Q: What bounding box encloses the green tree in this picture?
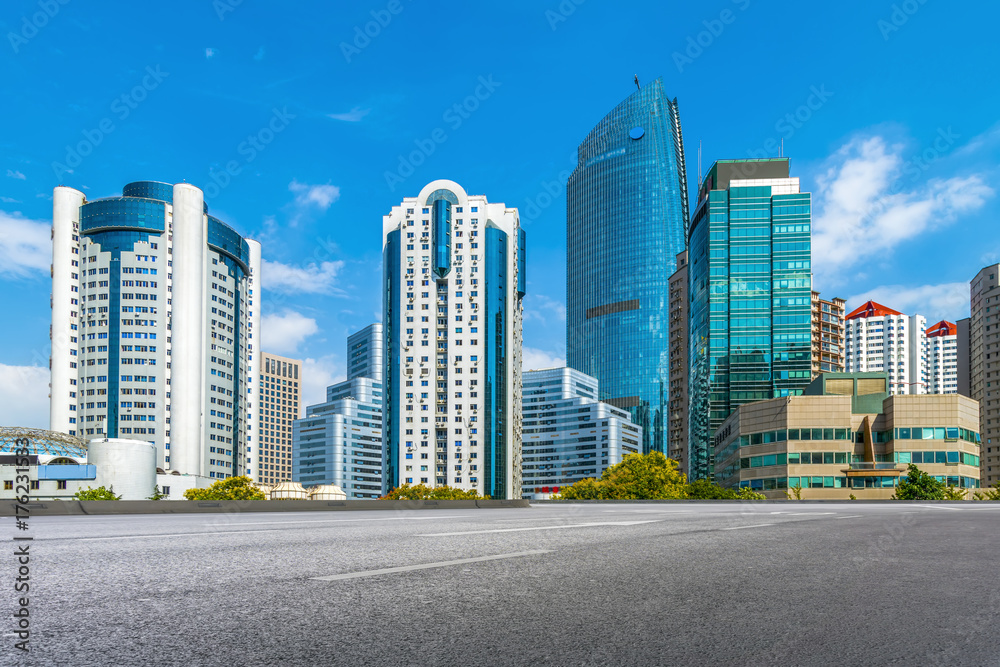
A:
[734,486,767,500]
[183,476,266,501]
[381,483,484,500]
[973,487,1000,501]
[893,464,946,500]
[943,486,968,501]
[73,485,121,501]
[786,483,803,500]
[148,485,168,501]
[555,452,687,500]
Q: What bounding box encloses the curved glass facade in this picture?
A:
[207,216,251,273]
[565,77,688,455]
[122,181,209,213]
[81,198,166,234]
[382,229,401,493]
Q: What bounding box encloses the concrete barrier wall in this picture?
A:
[0,498,529,516]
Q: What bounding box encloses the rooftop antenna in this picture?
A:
[697,140,703,190]
[633,74,640,92]
[780,138,784,157]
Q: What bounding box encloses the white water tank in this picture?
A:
[87,438,156,500]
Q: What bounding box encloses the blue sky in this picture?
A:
[2,0,999,427]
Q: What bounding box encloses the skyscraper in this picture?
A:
[688,158,812,481]
[254,353,301,485]
[967,266,998,486]
[382,180,526,499]
[293,325,383,498]
[347,323,383,383]
[566,77,688,456]
[667,250,689,469]
[50,181,261,480]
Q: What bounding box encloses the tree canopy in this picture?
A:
[893,464,946,500]
[382,483,485,500]
[554,452,765,500]
[183,476,266,501]
[73,485,121,501]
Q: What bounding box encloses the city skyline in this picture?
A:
[3,1,1000,431]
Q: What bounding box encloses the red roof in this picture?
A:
[845,300,903,320]
[926,320,957,338]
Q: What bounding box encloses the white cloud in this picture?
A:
[6,169,26,180]
[288,180,340,210]
[301,355,346,408]
[845,282,970,323]
[523,293,566,323]
[812,135,994,285]
[261,258,344,295]
[253,46,265,61]
[0,211,51,278]
[0,364,49,428]
[0,197,19,203]
[522,347,565,372]
[205,47,217,59]
[260,310,319,355]
[327,106,370,122]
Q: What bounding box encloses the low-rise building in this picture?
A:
[714,373,981,499]
[521,367,642,499]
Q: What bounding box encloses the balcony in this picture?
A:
[842,462,906,477]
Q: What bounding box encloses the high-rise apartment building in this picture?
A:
[811,291,846,376]
[968,266,1000,487]
[925,321,959,395]
[667,250,688,469]
[688,158,812,481]
[347,323,383,383]
[521,367,642,499]
[254,353,301,484]
[566,77,688,456]
[381,180,526,499]
[844,301,930,395]
[50,181,261,480]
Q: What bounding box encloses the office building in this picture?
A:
[811,291,846,376]
[844,301,927,394]
[293,324,383,498]
[667,250,688,469]
[521,367,642,499]
[254,353,301,485]
[50,181,261,480]
[714,373,981,499]
[293,376,383,499]
[565,77,688,456]
[347,323,383,383]
[687,158,812,481]
[382,180,526,499]
[968,266,1000,487]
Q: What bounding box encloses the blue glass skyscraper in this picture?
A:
[566,77,688,455]
[687,158,813,481]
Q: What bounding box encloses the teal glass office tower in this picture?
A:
[687,159,813,481]
[566,77,689,455]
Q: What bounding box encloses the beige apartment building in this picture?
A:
[255,352,302,485]
[811,291,846,377]
[667,250,688,472]
[715,373,981,499]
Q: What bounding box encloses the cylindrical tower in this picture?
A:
[87,438,157,500]
[245,238,262,479]
[50,186,86,435]
[169,183,207,474]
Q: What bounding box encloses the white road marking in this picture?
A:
[787,512,835,516]
[418,520,661,537]
[311,550,552,581]
[720,523,775,530]
[918,505,963,511]
[226,515,465,526]
[69,529,287,541]
[834,515,863,519]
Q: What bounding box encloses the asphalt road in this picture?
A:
[8,502,1000,666]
